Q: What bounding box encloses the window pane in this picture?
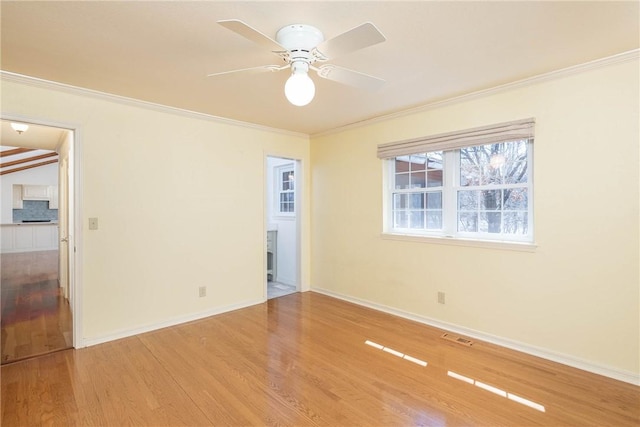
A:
[395,173,410,189]
[481,190,502,210]
[426,192,442,209]
[410,171,426,188]
[460,147,481,187]
[501,140,528,184]
[395,157,410,172]
[409,211,425,229]
[410,154,426,171]
[504,161,528,184]
[410,193,425,209]
[427,170,443,187]
[426,211,442,229]
[427,152,443,170]
[503,188,528,210]
[503,212,528,234]
[458,212,478,232]
[480,212,502,233]
[458,190,478,210]
[394,211,408,228]
[394,193,408,209]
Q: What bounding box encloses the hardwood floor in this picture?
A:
[1,250,72,364]
[2,292,638,426]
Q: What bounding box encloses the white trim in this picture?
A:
[0,71,307,139]
[82,298,263,348]
[311,288,640,386]
[312,49,640,138]
[381,232,537,253]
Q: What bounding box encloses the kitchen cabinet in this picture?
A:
[12,184,23,209]
[0,223,58,253]
[22,185,51,201]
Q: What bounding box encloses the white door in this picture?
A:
[59,157,69,299]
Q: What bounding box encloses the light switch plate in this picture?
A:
[88,217,98,230]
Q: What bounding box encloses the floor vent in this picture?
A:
[441,333,474,347]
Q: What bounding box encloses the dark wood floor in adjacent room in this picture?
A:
[2,291,638,426]
[1,250,72,364]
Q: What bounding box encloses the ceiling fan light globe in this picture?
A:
[285,72,315,106]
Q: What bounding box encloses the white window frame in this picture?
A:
[275,164,295,217]
[384,140,534,246]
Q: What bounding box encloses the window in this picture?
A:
[277,165,295,214]
[379,119,534,243]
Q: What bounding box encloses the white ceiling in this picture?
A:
[1,1,638,135]
[1,120,66,151]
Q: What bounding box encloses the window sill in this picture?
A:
[380,232,537,252]
[273,214,296,221]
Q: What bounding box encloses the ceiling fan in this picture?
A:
[208,20,387,106]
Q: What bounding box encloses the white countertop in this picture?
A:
[1,222,58,226]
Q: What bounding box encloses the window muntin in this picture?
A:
[388,140,532,242]
[277,167,295,214]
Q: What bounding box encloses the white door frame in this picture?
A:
[265,154,302,299]
[1,113,83,348]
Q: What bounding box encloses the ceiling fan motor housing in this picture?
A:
[276,24,324,63]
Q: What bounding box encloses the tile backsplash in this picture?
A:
[13,200,58,222]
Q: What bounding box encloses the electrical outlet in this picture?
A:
[198,286,206,298]
[438,291,446,304]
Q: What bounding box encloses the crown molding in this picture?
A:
[0,71,308,139]
[3,49,638,140]
[312,49,640,138]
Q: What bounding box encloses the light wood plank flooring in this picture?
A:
[2,292,638,426]
[1,250,72,364]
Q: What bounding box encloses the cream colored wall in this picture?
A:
[1,79,310,342]
[311,59,639,376]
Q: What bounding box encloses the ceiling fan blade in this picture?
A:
[314,64,385,91]
[218,19,286,54]
[207,65,287,78]
[314,22,386,60]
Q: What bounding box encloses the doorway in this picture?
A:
[0,119,76,363]
[266,156,300,299]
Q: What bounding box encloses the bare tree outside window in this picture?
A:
[458,140,528,235]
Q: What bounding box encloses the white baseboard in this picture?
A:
[80,297,264,348]
[312,287,640,386]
